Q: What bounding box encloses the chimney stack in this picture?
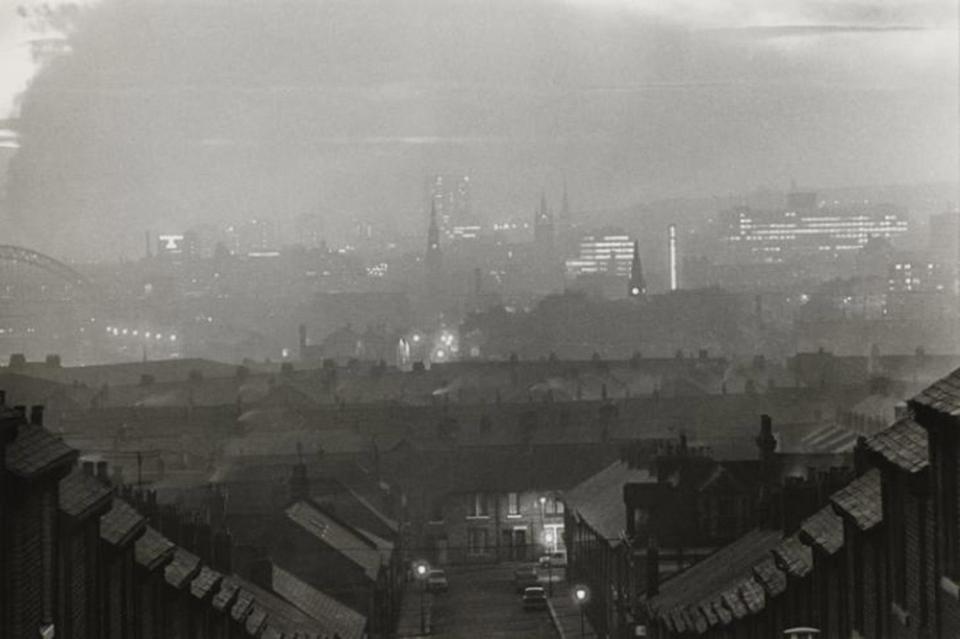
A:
[13,405,27,422]
[0,389,5,406]
[96,461,110,484]
[646,536,660,596]
[82,461,95,476]
[30,405,44,426]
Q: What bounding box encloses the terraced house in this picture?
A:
[0,394,372,638]
[633,366,960,638]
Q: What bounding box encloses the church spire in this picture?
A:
[629,240,646,298]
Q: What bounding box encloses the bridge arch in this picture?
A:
[0,244,93,290]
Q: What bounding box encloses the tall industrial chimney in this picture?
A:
[668,224,678,291]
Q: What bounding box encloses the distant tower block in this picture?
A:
[668,224,679,291]
[426,200,442,277]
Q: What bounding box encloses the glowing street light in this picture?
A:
[573,584,591,638]
[413,560,431,635]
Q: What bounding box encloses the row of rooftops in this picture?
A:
[2,397,367,639]
[640,380,940,635]
[643,467,882,635]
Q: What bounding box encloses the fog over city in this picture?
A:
[0,2,958,639]
[0,0,957,256]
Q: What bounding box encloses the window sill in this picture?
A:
[506,514,523,519]
[940,575,960,600]
[891,601,911,627]
[466,515,491,520]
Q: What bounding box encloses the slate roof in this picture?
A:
[772,535,813,578]
[271,563,366,639]
[100,498,146,546]
[646,528,784,634]
[190,565,222,600]
[799,505,844,555]
[240,571,336,637]
[134,526,175,571]
[58,468,112,518]
[864,417,928,473]
[285,501,382,580]
[564,461,656,542]
[911,366,960,416]
[164,547,201,590]
[830,469,883,531]
[5,425,76,478]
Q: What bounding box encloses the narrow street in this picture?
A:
[398,562,559,638]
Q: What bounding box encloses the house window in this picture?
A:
[507,492,520,516]
[467,528,489,554]
[542,495,564,515]
[471,492,490,517]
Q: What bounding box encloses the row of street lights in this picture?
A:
[411,556,591,638]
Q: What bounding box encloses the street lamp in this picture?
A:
[573,584,590,638]
[414,560,430,635]
[539,496,553,596]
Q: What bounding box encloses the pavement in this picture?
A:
[397,562,559,638]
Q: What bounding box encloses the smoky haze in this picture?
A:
[1,0,957,259]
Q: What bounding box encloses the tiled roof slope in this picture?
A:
[830,469,882,531]
[646,528,784,634]
[911,366,960,416]
[564,461,656,541]
[5,424,75,478]
[864,417,928,473]
[59,468,112,518]
[272,563,366,639]
[286,501,382,580]
[799,505,844,555]
[100,499,146,546]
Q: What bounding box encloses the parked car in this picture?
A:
[538,551,567,568]
[513,565,540,592]
[426,569,449,593]
[522,586,548,610]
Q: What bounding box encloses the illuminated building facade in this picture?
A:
[564,231,635,278]
[427,174,472,240]
[721,195,908,263]
[887,260,954,293]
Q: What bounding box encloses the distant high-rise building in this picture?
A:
[426,201,442,277]
[629,241,646,297]
[226,219,278,256]
[720,195,909,263]
[565,230,634,278]
[427,174,471,239]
